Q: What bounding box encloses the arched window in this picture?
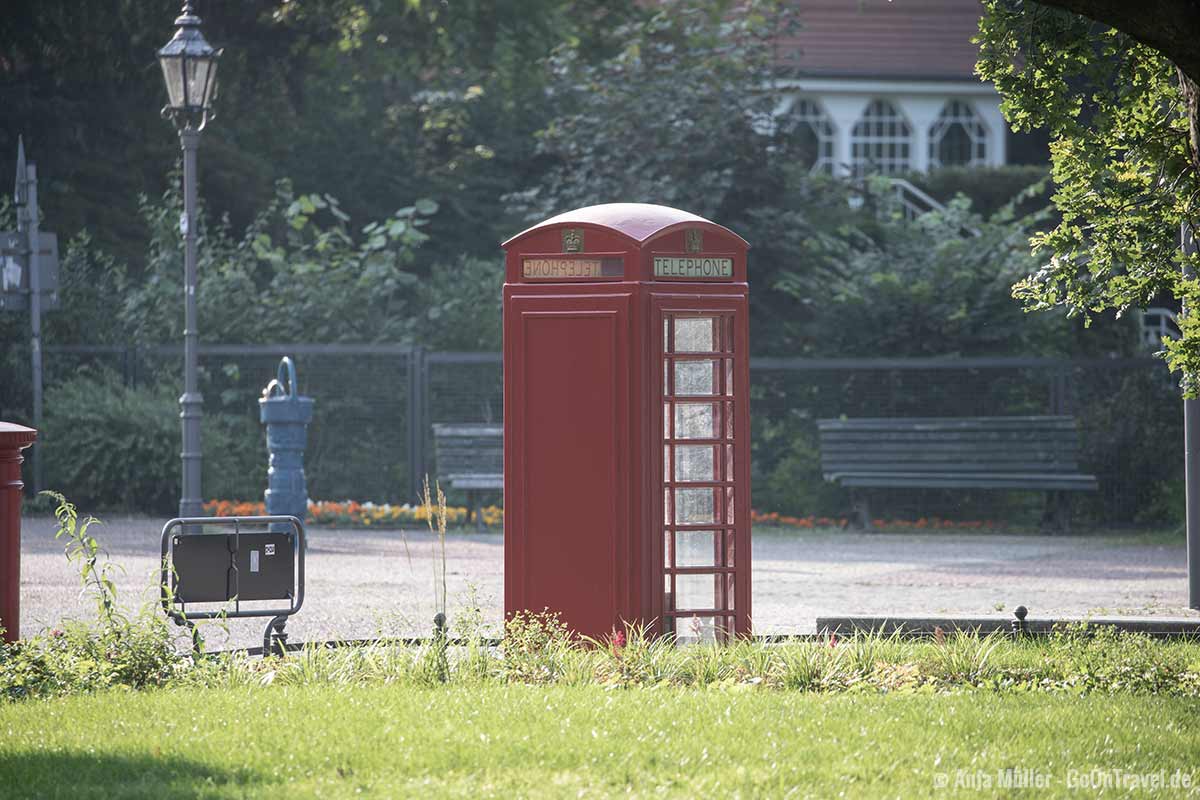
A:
[850,99,912,176]
[790,98,835,173]
[929,100,988,168]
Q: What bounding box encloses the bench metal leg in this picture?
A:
[467,490,485,531]
[1040,491,1071,534]
[848,490,872,530]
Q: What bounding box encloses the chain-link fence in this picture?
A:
[750,357,1181,526]
[8,345,1182,526]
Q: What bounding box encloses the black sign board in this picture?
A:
[173,531,296,603]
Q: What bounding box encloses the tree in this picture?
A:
[508,0,801,223]
[976,1,1200,390]
[0,1,636,270]
[509,0,871,349]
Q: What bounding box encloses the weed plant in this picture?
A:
[0,494,183,700]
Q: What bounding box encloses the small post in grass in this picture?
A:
[1011,605,1029,638]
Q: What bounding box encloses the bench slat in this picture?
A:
[824,463,1084,475]
[819,431,1079,443]
[433,423,503,490]
[821,444,1080,456]
[818,415,1078,429]
[815,415,1098,492]
[831,473,1099,490]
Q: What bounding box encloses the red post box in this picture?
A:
[502,203,751,642]
[0,422,37,643]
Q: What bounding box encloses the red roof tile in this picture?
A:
[779,0,985,82]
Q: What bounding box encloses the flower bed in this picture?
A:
[202,499,503,529]
[204,500,996,532]
[749,510,998,530]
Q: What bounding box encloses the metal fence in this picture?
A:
[13,344,1184,526]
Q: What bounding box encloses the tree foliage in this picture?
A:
[976,1,1200,389]
[777,181,1120,358]
[509,0,800,222]
[0,0,637,270]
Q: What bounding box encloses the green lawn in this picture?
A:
[1,686,1197,798]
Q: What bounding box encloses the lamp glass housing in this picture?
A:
[158,8,219,115]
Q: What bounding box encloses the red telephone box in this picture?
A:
[502,203,750,642]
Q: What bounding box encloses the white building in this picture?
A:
[777,0,1010,176]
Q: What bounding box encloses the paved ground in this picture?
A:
[15,515,1198,649]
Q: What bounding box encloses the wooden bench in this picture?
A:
[431,423,502,530]
[816,416,1098,530]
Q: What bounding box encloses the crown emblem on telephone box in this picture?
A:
[561,228,583,252]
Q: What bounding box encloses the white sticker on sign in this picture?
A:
[265,544,276,556]
[250,550,260,573]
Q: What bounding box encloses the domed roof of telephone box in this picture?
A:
[502,203,749,248]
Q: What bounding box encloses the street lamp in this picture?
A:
[158,2,221,519]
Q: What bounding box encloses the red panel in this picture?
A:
[505,293,631,638]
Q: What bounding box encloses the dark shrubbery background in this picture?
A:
[0,1,1180,524]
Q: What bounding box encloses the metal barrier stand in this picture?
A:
[161,515,305,658]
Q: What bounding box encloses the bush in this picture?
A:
[41,369,263,514]
[41,369,179,513]
[413,256,503,351]
[751,411,846,519]
[1075,366,1185,525]
[906,165,1051,219]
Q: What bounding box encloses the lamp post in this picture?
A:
[158,1,221,519]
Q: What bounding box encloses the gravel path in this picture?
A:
[15,515,1197,649]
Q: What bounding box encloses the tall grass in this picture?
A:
[159,620,1200,698]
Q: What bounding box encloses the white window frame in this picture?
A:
[850,99,913,176]
[928,100,989,168]
[790,98,836,174]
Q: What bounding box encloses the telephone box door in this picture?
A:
[504,291,634,638]
[652,293,751,641]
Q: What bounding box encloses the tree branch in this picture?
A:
[1030,0,1200,83]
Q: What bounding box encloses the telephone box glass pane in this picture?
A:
[675,488,717,524]
[674,403,718,439]
[674,444,717,482]
[674,360,718,395]
[675,530,718,567]
[676,574,717,610]
[674,317,717,352]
